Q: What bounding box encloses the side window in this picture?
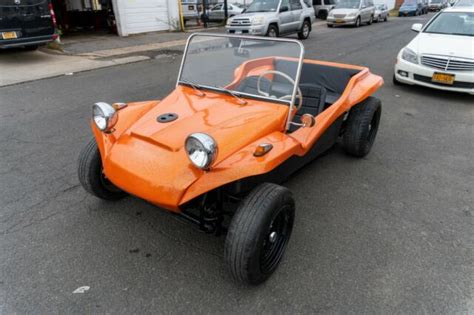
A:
[303,0,312,7]
[313,0,322,4]
[290,0,303,10]
[281,0,290,10]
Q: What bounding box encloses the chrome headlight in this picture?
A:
[93,102,118,132]
[252,16,265,25]
[185,133,218,170]
[401,47,418,64]
[226,18,233,26]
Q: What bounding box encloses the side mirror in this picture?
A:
[411,23,423,32]
[300,114,316,128]
[280,5,289,12]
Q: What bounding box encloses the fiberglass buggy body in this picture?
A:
[78,34,384,285]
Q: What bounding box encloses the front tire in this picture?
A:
[298,20,311,40]
[78,138,127,200]
[342,97,382,157]
[355,16,361,27]
[225,183,295,285]
[367,15,373,25]
[266,24,279,38]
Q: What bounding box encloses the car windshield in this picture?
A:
[401,0,417,6]
[245,0,280,12]
[430,0,442,3]
[424,12,474,36]
[335,0,361,9]
[454,0,473,6]
[178,34,304,106]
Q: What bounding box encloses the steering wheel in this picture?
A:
[256,70,303,111]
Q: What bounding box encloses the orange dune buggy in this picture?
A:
[78,34,383,285]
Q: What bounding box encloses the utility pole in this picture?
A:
[224,0,228,21]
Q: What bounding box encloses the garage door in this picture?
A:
[117,0,172,35]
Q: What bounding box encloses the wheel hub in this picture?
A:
[269,231,277,243]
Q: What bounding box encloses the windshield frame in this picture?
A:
[176,33,305,131]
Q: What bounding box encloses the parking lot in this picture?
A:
[1,14,473,314]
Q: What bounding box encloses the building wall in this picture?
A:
[113,0,180,36]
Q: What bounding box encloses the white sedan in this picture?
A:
[394,7,474,95]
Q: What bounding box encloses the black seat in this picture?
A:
[235,76,271,95]
[298,83,327,116]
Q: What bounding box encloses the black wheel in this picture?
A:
[384,15,388,22]
[368,15,373,25]
[342,97,382,157]
[23,45,39,51]
[393,74,402,86]
[319,10,328,20]
[298,20,311,39]
[78,138,127,200]
[225,183,295,285]
[266,24,278,37]
[327,23,333,28]
[355,16,361,27]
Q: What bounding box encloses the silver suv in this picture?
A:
[225,0,316,39]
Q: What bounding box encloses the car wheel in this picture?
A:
[320,10,328,20]
[384,15,388,22]
[224,183,295,285]
[298,20,311,40]
[266,25,279,37]
[368,15,373,25]
[342,97,382,158]
[355,16,361,27]
[327,23,333,27]
[78,138,127,200]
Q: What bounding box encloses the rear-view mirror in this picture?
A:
[411,23,423,32]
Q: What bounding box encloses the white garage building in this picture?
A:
[112,0,181,36]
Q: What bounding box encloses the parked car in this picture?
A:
[182,0,201,22]
[399,0,424,15]
[428,0,448,11]
[394,7,474,94]
[374,3,389,21]
[208,3,244,21]
[313,0,337,19]
[0,0,57,50]
[78,33,384,285]
[225,0,316,39]
[422,0,430,12]
[327,0,376,27]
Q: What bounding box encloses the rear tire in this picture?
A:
[342,97,382,158]
[368,15,373,25]
[78,138,127,200]
[327,24,333,28]
[297,20,311,39]
[225,183,295,285]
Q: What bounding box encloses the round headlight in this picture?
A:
[185,133,218,170]
[93,102,118,132]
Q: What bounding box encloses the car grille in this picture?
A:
[230,18,251,26]
[333,14,346,18]
[421,55,474,72]
[413,74,474,89]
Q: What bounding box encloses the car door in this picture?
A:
[361,0,370,22]
[278,0,293,33]
[289,0,303,32]
[209,4,222,20]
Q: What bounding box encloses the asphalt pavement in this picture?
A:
[1,14,473,314]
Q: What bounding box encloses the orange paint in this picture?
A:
[92,58,383,212]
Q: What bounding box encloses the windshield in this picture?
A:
[401,0,417,6]
[245,0,280,12]
[335,0,361,9]
[430,0,442,3]
[424,12,474,36]
[178,34,304,106]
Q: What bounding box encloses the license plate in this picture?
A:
[335,19,344,23]
[235,30,242,34]
[1,32,17,40]
[432,73,455,85]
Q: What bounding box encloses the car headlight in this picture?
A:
[252,16,265,25]
[328,12,334,17]
[347,12,356,17]
[401,47,418,64]
[226,18,232,26]
[185,133,218,170]
[93,102,118,132]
